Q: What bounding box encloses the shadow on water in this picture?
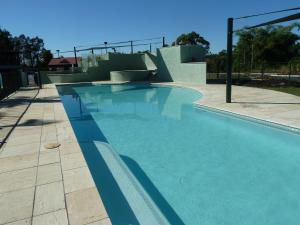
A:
[121,155,185,225]
[79,142,140,225]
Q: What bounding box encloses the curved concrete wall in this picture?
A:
[110,70,150,82]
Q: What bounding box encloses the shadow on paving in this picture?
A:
[0,88,40,148]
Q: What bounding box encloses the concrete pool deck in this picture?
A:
[0,85,111,225]
[156,82,300,129]
[0,82,299,225]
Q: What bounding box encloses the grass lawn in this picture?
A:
[263,86,300,97]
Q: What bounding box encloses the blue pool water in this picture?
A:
[57,83,300,225]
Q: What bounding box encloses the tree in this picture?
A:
[173,31,210,52]
[206,50,226,78]
[14,35,45,67]
[0,28,20,65]
[39,49,53,68]
[234,24,300,75]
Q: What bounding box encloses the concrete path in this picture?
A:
[162,83,300,129]
[0,88,38,147]
[0,86,111,225]
[196,84,300,129]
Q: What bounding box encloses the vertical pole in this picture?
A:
[226,18,233,103]
[149,43,152,52]
[130,41,133,54]
[289,62,292,80]
[162,37,165,47]
[37,68,42,89]
[104,42,108,54]
[74,47,78,67]
[250,43,254,73]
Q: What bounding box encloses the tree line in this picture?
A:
[206,24,300,75]
[0,28,53,68]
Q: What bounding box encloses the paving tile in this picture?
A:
[66,187,108,225]
[41,134,57,143]
[63,166,95,193]
[0,153,38,173]
[39,150,60,165]
[33,181,65,216]
[0,127,14,140]
[0,187,34,224]
[0,167,37,193]
[37,163,62,185]
[59,141,81,155]
[9,128,42,138]
[61,152,86,171]
[0,142,40,158]
[86,218,112,225]
[3,218,31,225]
[5,134,41,147]
[32,209,68,225]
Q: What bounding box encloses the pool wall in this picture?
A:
[110,70,152,82]
[41,46,206,85]
[41,53,155,84]
[156,46,206,84]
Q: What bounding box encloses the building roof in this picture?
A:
[48,57,81,66]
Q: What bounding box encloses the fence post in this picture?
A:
[37,68,42,89]
[130,41,133,54]
[226,18,233,103]
[74,47,78,67]
[289,62,292,80]
[104,42,108,54]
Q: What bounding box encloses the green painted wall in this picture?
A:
[41,47,206,85]
[180,45,206,63]
[41,52,157,84]
[156,46,206,84]
[143,52,157,70]
[110,70,151,82]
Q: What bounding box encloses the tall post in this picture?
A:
[226,18,233,103]
[37,68,42,89]
[250,43,254,73]
[73,47,78,67]
[35,55,42,89]
[149,43,152,52]
[104,42,108,54]
[162,37,165,47]
[130,41,133,54]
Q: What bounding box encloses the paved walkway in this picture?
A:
[0,88,38,147]
[0,86,111,225]
[163,83,300,129]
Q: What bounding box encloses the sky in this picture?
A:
[1,0,299,56]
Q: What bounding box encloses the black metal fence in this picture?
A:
[0,67,22,99]
[57,37,166,58]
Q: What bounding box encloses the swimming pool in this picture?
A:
[57,83,300,225]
